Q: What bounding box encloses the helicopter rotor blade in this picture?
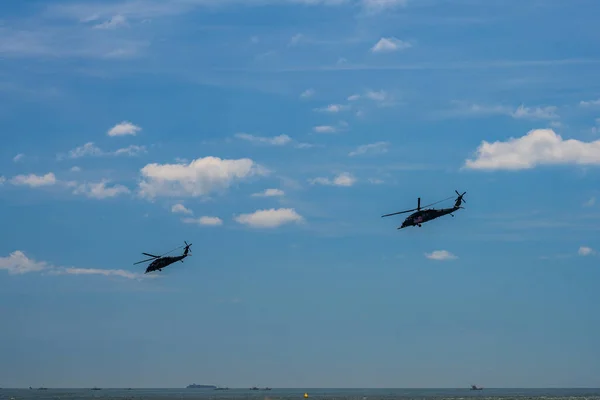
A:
[158,245,184,257]
[381,208,417,217]
[420,196,454,209]
[134,257,156,265]
[142,252,159,258]
[381,195,455,218]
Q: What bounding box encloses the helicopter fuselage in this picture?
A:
[400,206,459,229]
[145,255,187,273]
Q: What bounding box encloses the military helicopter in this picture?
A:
[381,190,467,229]
[134,241,192,273]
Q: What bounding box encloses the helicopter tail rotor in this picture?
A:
[184,241,192,255]
[454,190,467,208]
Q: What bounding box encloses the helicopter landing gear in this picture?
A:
[418,224,422,227]
[158,268,162,271]
[451,214,455,217]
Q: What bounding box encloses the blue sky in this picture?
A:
[1,0,600,389]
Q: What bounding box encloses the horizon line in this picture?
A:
[4,387,600,390]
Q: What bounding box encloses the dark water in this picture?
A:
[1,388,600,400]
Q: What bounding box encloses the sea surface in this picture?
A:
[1,388,600,400]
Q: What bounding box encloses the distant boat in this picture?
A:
[262,387,272,391]
[91,387,101,390]
[470,385,483,390]
[187,384,217,389]
[250,387,259,390]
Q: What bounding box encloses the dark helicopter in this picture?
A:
[134,241,192,273]
[381,190,467,229]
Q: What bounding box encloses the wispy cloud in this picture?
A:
[234,133,292,146]
[72,180,130,199]
[252,188,285,197]
[580,98,600,107]
[313,125,338,133]
[314,104,349,113]
[583,197,596,207]
[59,142,146,159]
[348,141,389,156]
[309,172,356,187]
[313,120,349,134]
[425,250,457,260]
[220,59,600,73]
[0,250,146,279]
[300,88,315,98]
[92,14,128,30]
[182,216,223,226]
[370,37,412,53]
[443,102,559,120]
[361,0,408,14]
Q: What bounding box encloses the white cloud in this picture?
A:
[348,94,360,101]
[309,172,356,187]
[252,188,285,197]
[11,172,56,187]
[138,156,267,198]
[314,104,348,113]
[464,129,600,170]
[63,142,146,159]
[107,121,141,136]
[0,250,144,279]
[579,98,600,107]
[349,141,389,156]
[172,203,193,214]
[425,250,457,260]
[72,180,130,199]
[70,166,82,172]
[13,153,24,162]
[371,37,411,53]
[578,246,595,256]
[300,89,315,98]
[182,216,223,226]
[584,197,596,207]
[234,208,304,228]
[368,178,384,184]
[0,176,5,185]
[234,133,292,146]
[313,125,337,133]
[93,14,128,29]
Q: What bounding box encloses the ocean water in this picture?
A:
[1,388,600,400]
